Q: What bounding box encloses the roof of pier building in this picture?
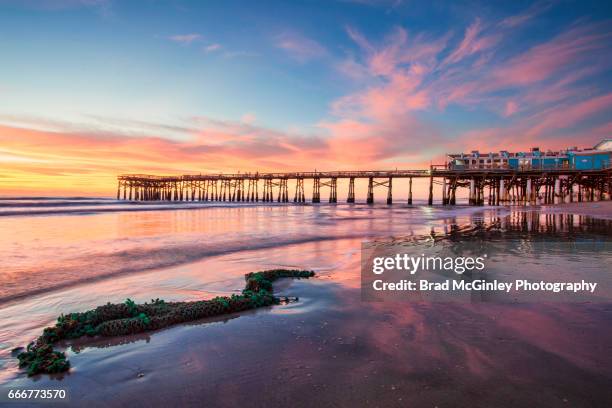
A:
[594,139,612,151]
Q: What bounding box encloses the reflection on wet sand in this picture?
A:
[69,312,246,353]
[434,212,612,236]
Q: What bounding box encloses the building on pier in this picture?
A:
[568,150,611,170]
[447,139,611,171]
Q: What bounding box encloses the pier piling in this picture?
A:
[408,177,413,205]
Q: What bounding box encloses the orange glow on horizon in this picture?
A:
[0,119,606,198]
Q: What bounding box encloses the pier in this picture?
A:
[117,167,612,206]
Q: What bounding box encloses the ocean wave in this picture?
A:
[0,201,285,216]
[0,232,361,306]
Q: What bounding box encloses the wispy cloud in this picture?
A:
[490,22,611,87]
[241,112,257,124]
[499,0,553,28]
[345,25,374,53]
[204,43,222,53]
[443,18,499,65]
[275,31,328,62]
[168,33,202,45]
[504,101,519,117]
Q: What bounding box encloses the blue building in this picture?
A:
[447,139,612,170]
[568,151,611,170]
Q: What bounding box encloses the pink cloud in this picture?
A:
[240,112,257,124]
[504,101,519,117]
[335,26,444,122]
[335,57,370,80]
[320,115,442,163]
[425,20,611,118]
[328,17,612,163]
[526,92,612,137]
[498,1,553,28]
[443,19,499,65]
[492,23,611,87]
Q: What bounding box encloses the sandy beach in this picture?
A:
[536,201,612,220]
[0,201,611,407]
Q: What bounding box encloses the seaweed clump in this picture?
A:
[16,339,70,376]
[16,269,314,376]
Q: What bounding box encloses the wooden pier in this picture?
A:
[117,167,612,206]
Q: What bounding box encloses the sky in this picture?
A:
[0,0,611,196]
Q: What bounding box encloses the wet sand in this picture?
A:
[537,200,612,220]
[1,205,612,407]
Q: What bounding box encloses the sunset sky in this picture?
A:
[1,0,611,196]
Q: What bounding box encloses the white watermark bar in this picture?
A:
[361,238,612,303]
